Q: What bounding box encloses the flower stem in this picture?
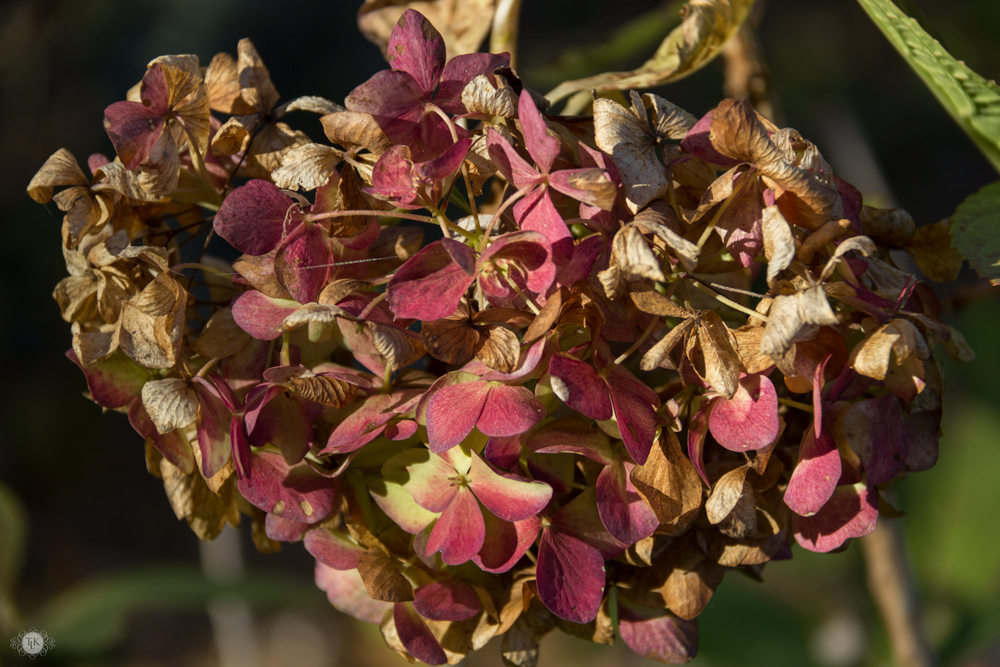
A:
[777,397,813,413]
[501,273,541,315]
[615,317,659,365]
[691,280,768,322]
[304,209,437,225]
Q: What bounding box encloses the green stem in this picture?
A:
[615,317,659,365]
[777,397,813,413]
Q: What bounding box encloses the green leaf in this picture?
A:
[545,0,755,105]
[32,567,324,653]
[952,180,1000,284]
[857,0,1000,174]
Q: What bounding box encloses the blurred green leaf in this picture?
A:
[952,180,1000,284]
[857,0,1000,174]
[33,567,324,653]
[0,481,27,632]
[545,0,755,104]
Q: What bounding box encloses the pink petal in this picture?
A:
[484,434,523,469]
[386,238,476,320]
[425,486,485,565]
[425,381,489,452]
[214,180,296,256]
[436,52,511,113]
[265,514,310,542]
[516,89,559,173]
[315,563,391,624]
[304,527,366,570]
[247,391,312,465]
[793,483,879,553]
[608,380,659,465]
[479,230,555,295]
[617,596,699,663]
[416,137,472,183]
[103,100,165,170]
[468,452,552,521]
[549,354,613,421]
[473,513,541,573]
[387,9,445,96]
[512,189,573,266]
[275,222,331,304]
[413,580,481,622]
[393,602,447,666]
[536,528,606,623]
[847,394,906,485]
[404,451,461,513]
[66,348,147,409]
[370,145,417,204]
[477,384,547,438]
[194,382,232,479]
[487,127,541,188]
[386,419,418,441]
[784,428,842,517]
[527,418,614,464]
[238,451,340,523]
[231,291,299,341]
[322,397,395,455]
[708,374,779,451]
[596,460,659,544]
[552,488,628,559]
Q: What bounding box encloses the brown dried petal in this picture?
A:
[474,324,520,373]
[72,322,117,367]
[629,284,689,319]
[53,274,99,324]
[797,218,852,262]
[903,219,964,282]
[593,91,668,213]
[141,378,198,435]
[640,318,696,372]
[358,548,413,602]
[280,96,342,115]
[237,39,279,113]
[358,0,496,61]
[705,466,757,539]
[97,130,179,201]
[760,287,838,361]
[850,319,928,381]
[695,310,743,399]
[27,148,88,203]
[192,306,249,359]
[244,122,311,180]
[645,93,697,140]
[462,75,518,118]
[819,235,877,281]
[859,256,914,302]
[289,374,355,408]
[205,52,254,114]
[272,143,343,191]
[115,272,186,369]
[321,111,393,154]
[732,324,772,374]
[366,322,426,372]
[762,205,795,286]
[160,457,239,541]
[860,205,915,246]
[630,430,703,535]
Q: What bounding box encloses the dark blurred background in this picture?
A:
[2,0,999,665]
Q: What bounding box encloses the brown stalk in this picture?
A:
[861,520,935,667]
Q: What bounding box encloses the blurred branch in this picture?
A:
[721,1,781,124]
[862,520,935,667]
[491,0,523,68]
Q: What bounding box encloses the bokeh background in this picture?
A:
[1,0,999,665]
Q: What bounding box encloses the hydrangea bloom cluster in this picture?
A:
[31,9,974,665]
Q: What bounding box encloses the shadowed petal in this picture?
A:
[549,354,613,421]
[425,486,485,565]
[474,512,541,573]
[477,384,546,438]
[536,528,606,623]
[387,238,477,321]
[413,580,481,622]
[425,381,489,452]
[596,460,659,544]
[793,483,879,553]
[785,428,841,517]
[468,452,552,521]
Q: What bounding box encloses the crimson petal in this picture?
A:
[413,580,481,622]
[393,601,447,666]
